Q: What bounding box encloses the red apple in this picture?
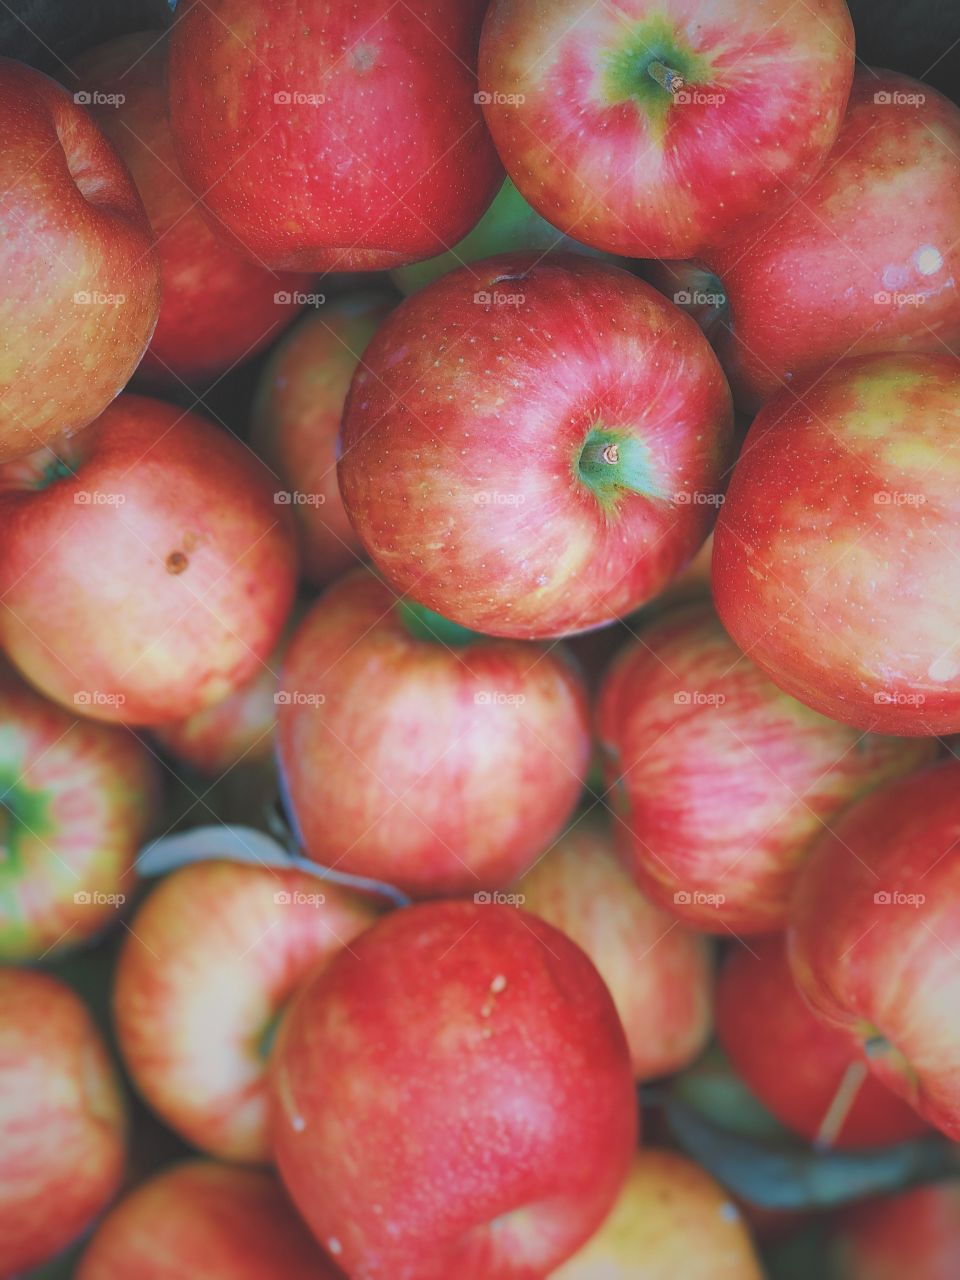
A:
[828,1182,960,1280]
[596,601,932,933]
[0,661,159,962]
[516,814,714,1079]
[76,1160,341,1280]
[0,393,297,725]
[167,0,502,272]
[711,70,960,412]
[249,293,394,585]
[339,254,734,639]
[716,937,930,1148]
[277,569,591,896]
[788,759,960,1140]
[713,352,960,734]
[114,858,378,1161]
[0,968,126,1276]
[552,1150,764,1280]
[478,0,854,259]
[0,58,160,461]
[68,33,315,391]
[270,899,636,1279]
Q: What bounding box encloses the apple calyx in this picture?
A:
[602,17,711,124]
[0,778,50,869]
[395,599,481,646]
[577,427,660,512]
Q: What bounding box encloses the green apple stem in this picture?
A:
[395,600,480,647]
[647,60,685,94]
[577,428,661,510]
[813,1059,868,1151]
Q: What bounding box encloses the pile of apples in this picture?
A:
[2,0,960,1277]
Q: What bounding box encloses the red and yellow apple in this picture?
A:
[516,815,713,1079]
[0,968,126,1277]
[828,1181,960,1280]
[713,353,960,734]
[270,900,636,1279]
[339,254,733,638]
[114,858,377,1161]
[596,601,932,932]
[0,394,297,725]
[167,0,502,271]
[0,58,159,460]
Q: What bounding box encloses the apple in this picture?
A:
[477,0,854,259]
[0,393,298,726]
[0,661,159,962]
[167,0,502,272]
[551,1149,764,1280]
[0,968,126,1277]
[249,293,393,585]
[713,352,960,735]
[716,937,930,1149]
[596,600,932,933]
[828,1181,960,1280]
[68,33,315,392]
[339,253,734,639]
[391,178,604,296]
[0,58,160,462]
[114,857,378,1162]
[788,759,960,1140]
[515,814,713,1079]
[270,899,636,1278]
[276,568,591,896]
[710,69,960,411]
[76,1160,342,1280]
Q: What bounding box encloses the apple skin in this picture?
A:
[0,393,297,726]
[828,1182,960,1280]
[339,253,734,639]
[68,33,315,392]
[551,1149,763,1280]
[710,70,960,412]
[788,759,960,1141]
[113,859,378,1162]
[270,900,636,1279]
[167,0,502,273]
[0,662,160,962]
[250,293,394,585]
[75,1160,342,1280]
[515,815,713,1079]
[713,352,960,735]
[0,58,160,462]
[0,968,126,1277]
[277,568,591,896]
[596,601,933,933]
[716,937,930,1149]
[477,0,853,260]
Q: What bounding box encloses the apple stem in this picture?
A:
[577,427,664,510]
[647,61,685,94]
[813,1059,868,1151]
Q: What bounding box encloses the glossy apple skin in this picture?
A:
[478,0,853,259]
[270,900,636,1280]
[788,760,960,1141]
[277,569,591,896]
[76,1161,342,1280]
[552,1149,763,1280]
[596,602,932,933]
[713,353,960,734]
[167,0,502,272]
[828,1182,960,1280]
[69,34,314,391]
[0,969,126,1277]
[0,58,160,461]
[716,938,929,1148]
[0,663,159,961]
[0,394,297,726]
[516,815,713,1079]
[339,254,734,639]
[114,859,377,1162]
[250,294,394,585]
[711,70,960,412]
